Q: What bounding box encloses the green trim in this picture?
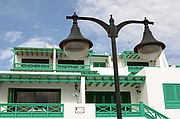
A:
[96,102,169,118]
[89,54,93,65]
[128,66,144,75]
[13,54,15,65]
[0,103,64,118]
[12,48,54,53]
[56,64,90,71]
[13,63,53,71]
[0,73,145,84]
[120,51,141,60]
[12,63,92,73]
[163,83,180,109]
[0,102,169,118]
[93,62,106,67]
[8,88,15,103]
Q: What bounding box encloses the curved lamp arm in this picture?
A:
[66,13,154,39]
[116,18,154,36]
[66,12,109,35]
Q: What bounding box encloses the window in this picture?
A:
[163,84,180,109]
[22,59,49,64]
[93,62,106,67]
[58,60,84,65]
[8,88,61,103]
[86,91,131,103]
[127,62,149,66]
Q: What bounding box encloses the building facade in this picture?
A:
[0,46,179,119]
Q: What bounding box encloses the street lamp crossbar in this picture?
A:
[66,12,154,38]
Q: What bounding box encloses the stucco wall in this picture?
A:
[143,67,180,119]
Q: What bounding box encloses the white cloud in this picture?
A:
[75,0,180,64]
[0,48,13,60]
[19,37,54,47]
[5,31,23,43]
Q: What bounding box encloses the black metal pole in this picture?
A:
[111,37,122,119]
[64,13,155,119]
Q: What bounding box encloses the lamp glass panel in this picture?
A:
[138,44,162,61]
[63,41,89,59]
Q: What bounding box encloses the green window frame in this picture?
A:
[8,88,61,103]
[93,62,106,67]
[163,84,180,109]
[86,91,131,103]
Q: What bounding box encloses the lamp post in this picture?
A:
[59,12,165,119]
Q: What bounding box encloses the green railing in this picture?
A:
[13,63,53,71]
[0,103,64,118]
[12,63,91,72]
[56,64,90,71]
[128,66,145,73]
[176,65,180,68]
[96,102,170,119]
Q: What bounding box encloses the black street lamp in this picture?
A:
[59,12,165,119]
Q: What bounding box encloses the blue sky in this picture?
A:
[0,0,180,70]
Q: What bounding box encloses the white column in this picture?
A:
[108,55,111,68]
[53,48,56,71]
[80,77,86,104]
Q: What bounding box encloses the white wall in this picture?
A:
[64,104,95,119]
[91,67,128,75]
[143,67,180,119]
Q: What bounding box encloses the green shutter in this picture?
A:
[163,84,180,109]
[176,85,180,101]
[164,85,175,101]
[86,92,130,103]
[93,62,106,67]
[8,88,15,103]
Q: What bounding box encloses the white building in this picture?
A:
[0,46,179,119]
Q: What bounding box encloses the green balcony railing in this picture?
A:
[12,63,91,72]
[128,66,144,73]
[0,103,64,118]
[96,102,170,119]
[13,63,53,71]
[56,64,90,71]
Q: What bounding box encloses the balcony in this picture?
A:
[0,103,169,119]
[96,102,169,119]
[0,103,64,118]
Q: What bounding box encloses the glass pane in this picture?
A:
[16,92,34,103]
[36,92,59,103]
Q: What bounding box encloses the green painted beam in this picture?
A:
[110,83,114,87]
[103,82,108,87]
[96,82,101,87]
[124,83,130,87]
[0,73,145,84]
[131,83,137,87]
[88,82,93,87]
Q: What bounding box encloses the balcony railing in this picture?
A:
[12,63,90,72]
[0,103,169,118]
[128,66,145,75]
[56,64,90,71]
[0,103,64,118]
[96,102,169,119]
[13,63,53,71]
